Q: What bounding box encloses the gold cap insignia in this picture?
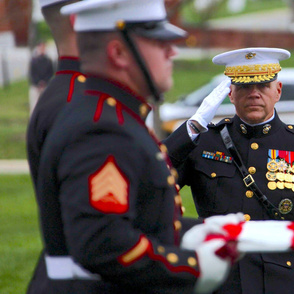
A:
[245,52,256,59]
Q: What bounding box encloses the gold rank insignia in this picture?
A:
[279,198,293,214]
[89,155,129,214]
[118,236,150,265]
[262,124,271,134]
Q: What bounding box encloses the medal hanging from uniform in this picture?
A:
[267,149,294,191]
[220,125,287,220]
[266,149,294,215]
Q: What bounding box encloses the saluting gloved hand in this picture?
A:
[189,77,231,132]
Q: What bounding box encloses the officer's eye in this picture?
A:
[236,84,250,90]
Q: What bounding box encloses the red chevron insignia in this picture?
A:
[89,155,129,214]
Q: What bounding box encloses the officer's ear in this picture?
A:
[107,39,131,69]
[228,84,235,104]
[275,81,282,103]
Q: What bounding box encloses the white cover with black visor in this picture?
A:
[61,0,187,40]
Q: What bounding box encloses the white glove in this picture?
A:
[181,223,213,250]
[181,213,244,251]
[193,239,232,294]
[190,77,231,131]
[180,214,245,293]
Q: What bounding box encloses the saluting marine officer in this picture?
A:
[165,47,294,293]
[28,0,245,293]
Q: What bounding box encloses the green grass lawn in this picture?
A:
[0,80,30,159]
[0,175,41,294]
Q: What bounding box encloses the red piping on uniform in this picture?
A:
[118,235,151,266]
[59,56,79,61]
[287,223,294,250]
[118,235,200,277]
[116,102,124,125]
[93,93,108,122]
[55,70,84,102]
[86,89,146,126]
[147,242,200,277]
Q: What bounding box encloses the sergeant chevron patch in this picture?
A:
[89,155,129,214]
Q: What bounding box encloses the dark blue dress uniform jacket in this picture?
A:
[164,113,294,294]
[26,57,88,294]
[27,57,84,189]
[32,76,202,294]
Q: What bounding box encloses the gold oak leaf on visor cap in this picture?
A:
[212,47,291,85]
[61,0,187,41]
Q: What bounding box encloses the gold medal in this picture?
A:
[285,173,293,183]
[266,171,276,181]
[276,172,285,182]
[277,159,288,171]
[267,160,278,172]
[277,181,285,189]
[285,182,293,189]
[279,198,293,214]
[268,182,277,190]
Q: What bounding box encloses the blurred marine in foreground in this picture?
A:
[27,0,245,293]
[26,0,83,293]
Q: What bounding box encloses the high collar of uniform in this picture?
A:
[84,75,152,122]
[57,57,81,72]
[233,111,282,138]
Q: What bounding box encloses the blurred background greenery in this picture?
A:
[182,0,287,24]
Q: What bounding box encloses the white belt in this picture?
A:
[45,255,101,280]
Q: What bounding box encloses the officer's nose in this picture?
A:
[248,85,261,98]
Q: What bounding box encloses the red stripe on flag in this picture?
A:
[287,223,294,250]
